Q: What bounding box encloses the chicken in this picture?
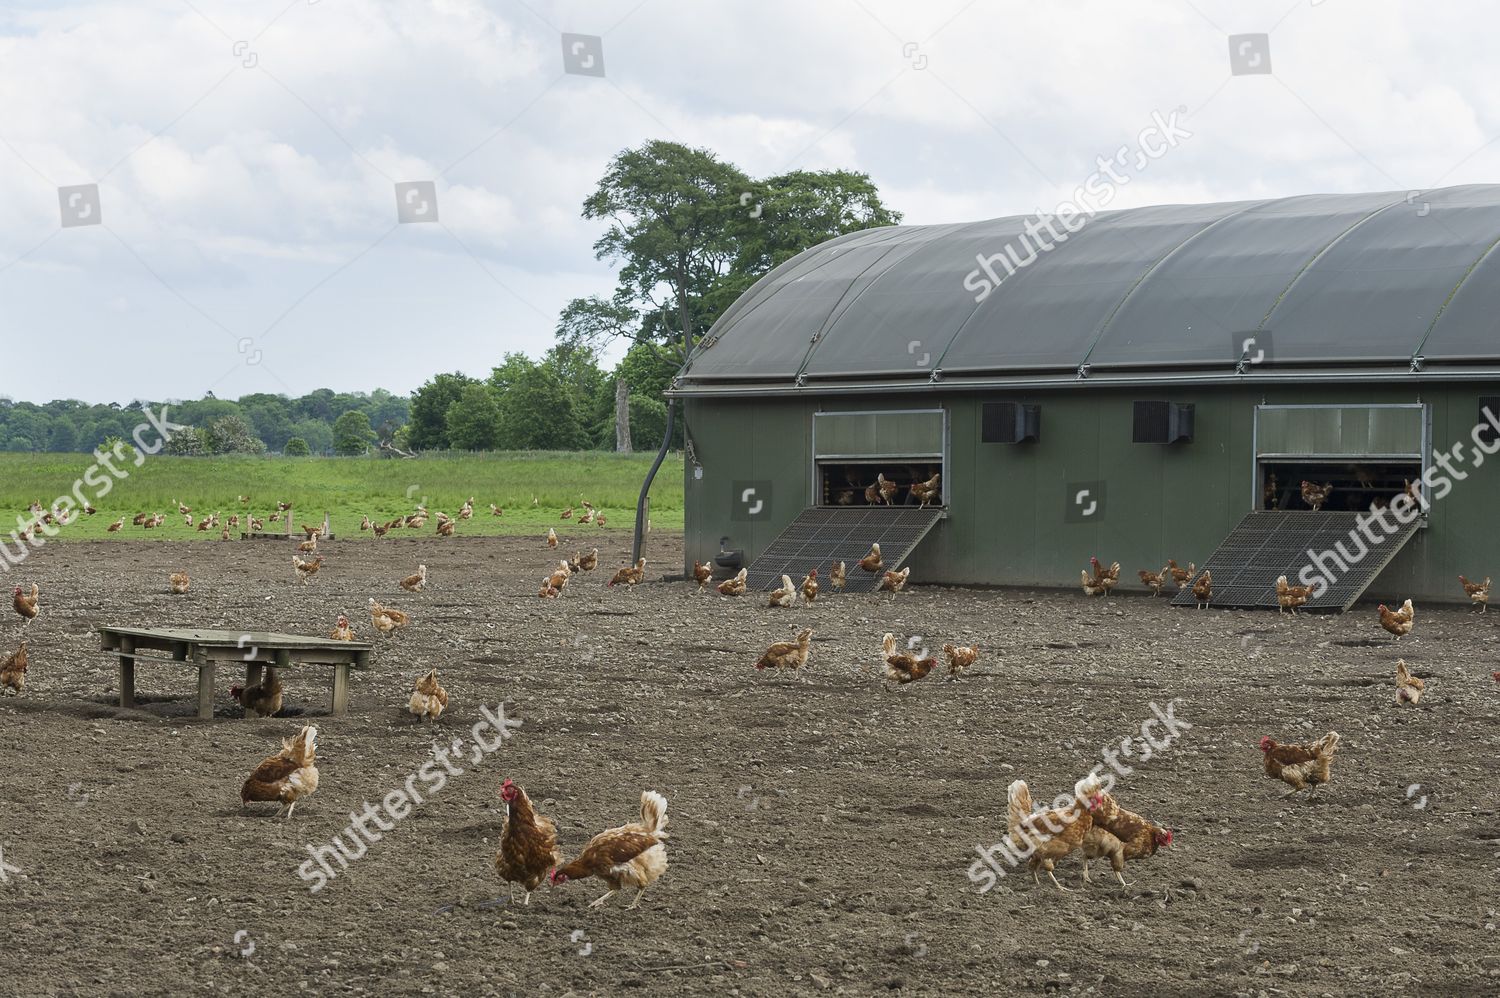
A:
[800,569,819,604]
[400,565,428,593]
[1395,659,1425,705]
[546,528,558,549]
[1459,575,1490,613]
[863,482,881,505]
[755,627,813,679]
[560,508,574,520]
[942,643,979,679]
[1137,567,1167,597]
[329,614,356,641]
[408,668,448,721]
[1080,557,1120,598]
[240,725,319,818]
[359,515,371,531]
[369,598,411,635]
[169,572,190,595]
[1191,570,1213,609]
[1276,574,1313,615]
[1261,731,1340,794]
[576,548,599,572]
[1006,776,1098,891]
[909,472,941,508]
[830,561,847,592]
[876,473,901,506]
[882,632,937,685]
[691,560,713,589]
[878,567,911,598]
[495,779,562,904]
[716,567,748,597]
[1377,599,1415,640]
[549,791,670,909]
[767,575,797,608]
[490,504,504,517]
[607,558,647,588]
[544,561,572,594]
[301,524,320,540]
[297,537,318,554]
[1300,480,1334,512]
[12,584,38,625]
[231,667,283,718]
[107,517,124,533]
[293,555,323,586]
[858,543,883,574]
[1080,789,1172,887]
[1,642,26,695]
[436,519,455,537]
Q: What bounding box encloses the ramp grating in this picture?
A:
[1169,510,1421,613]
[746,507,945,593]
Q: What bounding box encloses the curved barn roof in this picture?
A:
[674,185,1500,395]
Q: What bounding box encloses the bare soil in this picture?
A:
[0,534,1497,997]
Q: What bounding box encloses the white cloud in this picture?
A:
[2,0,1500,402]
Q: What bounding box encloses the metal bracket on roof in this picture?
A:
[1076,363,1091,380]
[929,368,943,383]
[1410,354,1425,373]
[795,373,807,387]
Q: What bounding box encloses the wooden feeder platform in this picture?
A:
[97,625,372,719]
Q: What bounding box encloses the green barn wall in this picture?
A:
[681,383,1500,603]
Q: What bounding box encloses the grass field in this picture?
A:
[0,451,684,541]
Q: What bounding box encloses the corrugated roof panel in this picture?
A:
[1085,192,1397,369]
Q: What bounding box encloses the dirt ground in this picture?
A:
[0,532,1496,997]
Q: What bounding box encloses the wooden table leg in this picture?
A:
[331,663,350,716]
[245,663,263,689]
[196,651,215,720]
[119,637,135,708]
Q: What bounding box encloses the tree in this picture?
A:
[445,384,503,451]
[290,419,333,456]
[283,436,311,456]
[499,366,589,451]
[559,141,901,368]
[332,411,375,456]
[408,373,475,450]
[163,426,205,456]
[202,415,267,455]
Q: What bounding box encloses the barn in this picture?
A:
[669,185,1500,609]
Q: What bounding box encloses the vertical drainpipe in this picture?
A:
[631,397,677,565]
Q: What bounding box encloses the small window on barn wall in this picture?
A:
[1132,401,1194,443]
[981,402,1040,443]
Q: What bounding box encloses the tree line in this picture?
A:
[2,140,899,457]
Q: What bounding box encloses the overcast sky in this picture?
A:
[2,0,1497,404]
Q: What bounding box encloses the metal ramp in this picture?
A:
[1170,510,1421,612]
[746,507,944,593]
